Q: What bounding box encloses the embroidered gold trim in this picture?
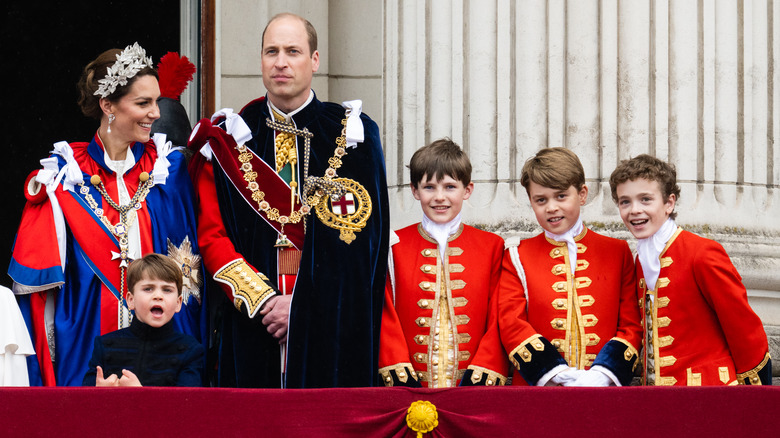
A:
[466,365,507,386]
[658,356,677,367]
[552,339,564,351]
[657,296,670,307]
[214,259,276,318]
[450,279,466,290]
[719,367,730,384]
[656,277,671,289]
[447,247,464,257]
[582,314,598,327]
[658,376,677,386]
[379,363,415,386]
[455,314,470,325]
[458,351,470,361]
[421,248,437,258]
[660,256,673,268]
[736,352,771,385]
[415,317,430,327]
[552,298,567,310]
[419,281,434,291]
[611,337,639,361]
[451,297,468,307]
[510,334,547,367]
[658,335,674,348]
[414,334,429,345]
[575,277,592,289]
[448,264,465,273]
[414,352,427,363]
[576,259,589,271]
[420,264,435,274]
[657,316,671,328]
[584,333,601,347]
[552,281,568,292]
[456,333,471,344]
[417,299,432,309]
[686,368,702,386]
[552,264,566,275]
[551,318,566,330]
[579,295,595,307]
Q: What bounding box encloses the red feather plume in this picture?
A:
[157,52,197,100]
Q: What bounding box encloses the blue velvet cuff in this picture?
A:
[509,335,567,386]
[592,339,638,386]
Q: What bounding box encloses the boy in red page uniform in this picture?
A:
[499,148,642,386]
[610,154,771,385]
[379,139,510,387]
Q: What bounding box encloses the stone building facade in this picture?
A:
[211,0,780,377]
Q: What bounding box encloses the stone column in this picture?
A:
[381,0,780,371]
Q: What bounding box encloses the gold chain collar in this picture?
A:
[237,117,350,226]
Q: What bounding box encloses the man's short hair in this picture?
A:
[409,138,472,187]
[262,13,318,54]
[127,253,183,296]
[609,154,681,219]
[520,147,585,194]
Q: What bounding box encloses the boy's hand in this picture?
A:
[260,294,291,343]
[118,369,143,387]
[95,366,119,387]
[547,367,587,386]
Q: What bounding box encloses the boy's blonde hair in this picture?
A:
[609,154,681,220]
[521,147,585,194]
[127,253,183,296]
[409,138,472,187]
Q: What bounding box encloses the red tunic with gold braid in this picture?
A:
[499,227,643,386]
[379,223,510,387]
[639,228,771,386]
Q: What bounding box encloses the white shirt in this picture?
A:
[544,216,584,274]
[636,218,678,292]
[421,213,462,261]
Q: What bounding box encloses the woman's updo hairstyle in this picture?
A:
[77,48,158,120]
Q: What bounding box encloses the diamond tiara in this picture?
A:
[93,42,154,98]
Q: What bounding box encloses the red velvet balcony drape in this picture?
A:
[2,386,778,437]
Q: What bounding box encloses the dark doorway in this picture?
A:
[1,2,181,286]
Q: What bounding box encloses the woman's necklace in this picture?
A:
[79,171,154,300]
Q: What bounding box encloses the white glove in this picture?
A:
[546,367,588,386]
[565,367,615,387]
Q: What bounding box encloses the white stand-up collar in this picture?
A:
[636,218,678,291]
[544,216,584,274]
[267,90,315,122]
[422,213,462,261]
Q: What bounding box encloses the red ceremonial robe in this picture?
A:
[638,228,771,386]
[499,227,643,386]
[380,223,510,387]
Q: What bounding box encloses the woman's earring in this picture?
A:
[108,114,115,133]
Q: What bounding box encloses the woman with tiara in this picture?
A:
[9,43,206,386]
